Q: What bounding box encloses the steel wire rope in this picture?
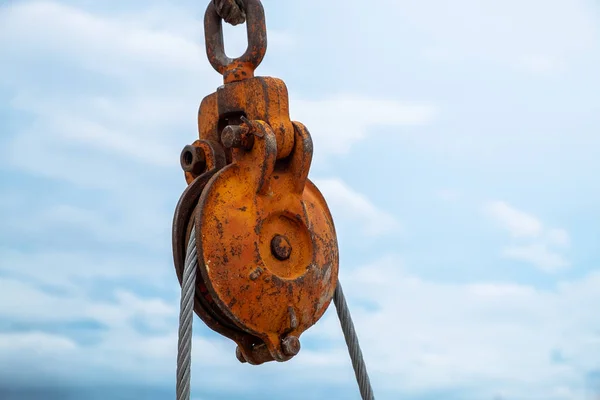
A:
[176,224,376,399]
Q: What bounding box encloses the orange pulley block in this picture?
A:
[172,0,339,365]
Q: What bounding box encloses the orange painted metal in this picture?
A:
[195,119,339,363]
[197,76,296,167]
[172,0,339,365]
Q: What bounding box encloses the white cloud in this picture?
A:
[329,257,600,398]
[305,1,595,178]
[503,244,570,273]
[1,257,599,398]
[0,1,204,79]
[281,0,597,75]
[485,201,543,238]
[484,201,570,272]
[547,228,571,247]
[409,0,598,72]
[0,332,77,352]
[292,95,436,156]
[0,247,175,296]
[0,272,352,391]
[313,178,399,236]
[0,277,176,325]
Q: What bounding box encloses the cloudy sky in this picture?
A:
[1,0,600,399]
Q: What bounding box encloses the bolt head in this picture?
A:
[281,336,301,357]
[221,125,241,148]
[271,235,292,261]
[221,125,252,149]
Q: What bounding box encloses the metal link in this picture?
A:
[204,0,267,82]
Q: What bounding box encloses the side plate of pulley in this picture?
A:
[195,120,339,363]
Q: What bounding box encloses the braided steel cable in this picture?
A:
[333,281,376,400]
[176,226,198,400]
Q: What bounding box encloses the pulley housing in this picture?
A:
[172,0,339,365]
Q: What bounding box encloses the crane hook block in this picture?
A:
[172,0,339,365]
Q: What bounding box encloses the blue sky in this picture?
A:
[1,0,600,399]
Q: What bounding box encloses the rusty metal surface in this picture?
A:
[235,335,300,365]
[198,76,295,161]
[195,120,339,363]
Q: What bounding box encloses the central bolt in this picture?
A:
[270,235,292,261]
